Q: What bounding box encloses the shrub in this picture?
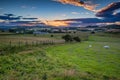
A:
[62,35,81,42]
[73,36,81,42]
[73,31,76,34]
[62,34,73,42]
[91,31,95,34]
[34,34,37,36]
[51,35,54,37]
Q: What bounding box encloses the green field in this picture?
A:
[0,32,120,80]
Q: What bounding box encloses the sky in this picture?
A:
[0,0,120,27]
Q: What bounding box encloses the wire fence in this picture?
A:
[7,39,65,47]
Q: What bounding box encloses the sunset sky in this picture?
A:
[0,0,120,27]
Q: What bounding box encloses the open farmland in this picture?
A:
[0,32,120,80]
[0,32,88,47]
[0,34,65,48]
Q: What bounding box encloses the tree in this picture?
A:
[62,34,73,42]
[73,36,81,42]
[51,35,54,37]
[91,31,95,34]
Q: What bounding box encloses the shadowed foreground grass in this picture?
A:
[0,35,120,80]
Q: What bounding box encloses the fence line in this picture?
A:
[6,39,65,47]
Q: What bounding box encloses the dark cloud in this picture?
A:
[0,14,37,21]
[55,16,120,27]
[4,14,15,17]
[11,21,39,24]
[53,0,97,11]
[96,2,120,18]
[63,18,102,23]
[93,1,120,26]
[115,12,120,17]
[22,18,38,20]
[0,13,40,26]
[0,20,42,26]
[0,14,21,20]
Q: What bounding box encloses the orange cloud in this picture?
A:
[53,0,97,12]
[42,20,72,27]
[111,22,120,25]
[20,23,36,26]
[19,21,39,26]
[115,22,120,25]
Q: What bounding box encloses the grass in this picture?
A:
[0,35,64,48]
[0,32,120,80]
[0,32,88,48]
[43,41,120,80]
[0,32,89,39]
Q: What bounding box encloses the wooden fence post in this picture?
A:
[25,41,28,46]
[32,41,34,46]
[9,41,12,47]
[18,41,20,47]
[36,41,38,46]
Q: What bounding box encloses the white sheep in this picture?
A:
[104,45,110,49]
[89,45,92,48]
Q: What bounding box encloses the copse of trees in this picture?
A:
[91,31,95,34]
[62,34,81,42]
[62,34,73,42]
[51,35,54,37]
[73,36,81,42]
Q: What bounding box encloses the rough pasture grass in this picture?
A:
[0,33,120,80]
[89,35,120,42]
[43,39,120,80]
[0,36,64,48]
[94,32,120,38]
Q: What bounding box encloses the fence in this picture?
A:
[7,39,65,47]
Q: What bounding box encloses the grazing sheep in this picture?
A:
[89,45,92,48]
[104,45,110,49]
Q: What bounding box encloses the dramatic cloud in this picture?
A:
[96,2,120,18]
[63,18,102,23]
[11,21,38,24]
[4,21,41,26]
[0,14,21,20]
[115,22,120,25]
[0,15,21,20]
[23,18,38,20]
[0,14,38,21]
[56,14,120,26]
[4,14,13,17]
[51,1,120,27]
[53,0,97,11]
[0,14,40,26]
[42,20,73,27]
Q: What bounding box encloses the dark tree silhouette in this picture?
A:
[62,34,73,42]
[73,36,81,42]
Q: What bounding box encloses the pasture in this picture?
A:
[0,32,120,80]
